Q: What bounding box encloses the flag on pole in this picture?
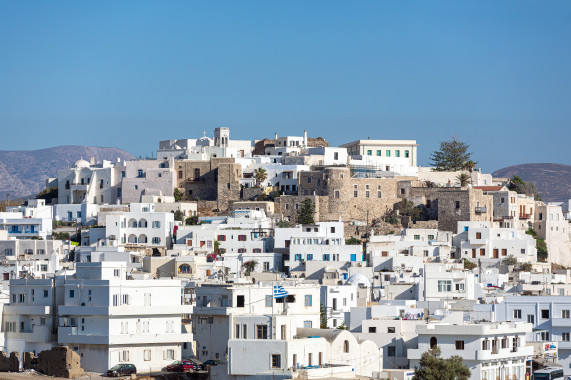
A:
[273,285,288,299]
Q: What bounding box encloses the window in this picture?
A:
[541,309,550,319]
[120,350,130,362]
[455,201,460,209]
[271,354,281,368]
[235,324,240,339]
[386,150,391,157]
[256,325,268,339]
[377,191,382,198]
[563,333,570,342]
[43,290,48,298]
[334,190,340,198]
[238,235,247,241]
[428,235,434,240]
[152,221,161,228]
[437,280,451,292]
[513,309,522,319]
[368,327,377,333]
[395,150,400,157]
[323,254,330,261]
[376,150,381,156]
[303,320,312,328]
[307,254,313,261]
[387,327,395,333]
[367,150,372,156]
[243,324,247,339]
[563,310,570,319]
[217,235,226,241]
[304,294,312,307]
[307,177,312,184]
[343,340,349,353]
[404,150,409,158]
[265,295,273,307]
[527,315,535,324]
[482,339,489,350]
[414,235,420,240]
[281,324,286,339]
[237,295,245,308]
[365,191,370,198]
[387,346,396,357]
[164,349,175,360]
[69,290,75,298]
[455,340,465,350]
[144,349,151,361]
[294,254,302,261]
[476,232,482,239]
[455,283,465,292]
[354,191,358,197]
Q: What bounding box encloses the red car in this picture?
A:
[165,360,194,372]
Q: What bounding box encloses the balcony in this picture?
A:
[475,206,488,214]
[520,213,532,219]
[3,305,51,315]
[58,304,193,316]
[58,329,188,345]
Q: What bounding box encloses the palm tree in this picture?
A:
[456,173,471,187]
[254,168,268,188]
[463,160,477,173]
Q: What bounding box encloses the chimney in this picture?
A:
[274,132,278,141]
[90,157,95,165]
[303,130,308,147]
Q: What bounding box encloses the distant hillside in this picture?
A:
[0,145,135,199]
[493,163,571,203]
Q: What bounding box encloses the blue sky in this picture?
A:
[1,1,570,171]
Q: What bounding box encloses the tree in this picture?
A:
[464,160,477,172]
[463,259,477,270]
[296,198,315,225]
[430,137,475,172]
[36,187,58,203]
[507,176,541,200]
[173,210,184,221]
[456,173,471,187]
[395,199,424,221]
[502,255,518,266]
[320,304,328,329]
[336,321,349,330]
[242,260,258,276]
[537,238,548,262]
[276,219,292,228]
[174,188,184,202]
[413,346,471,380]
[254,168,268,188]
[345,237,362,245]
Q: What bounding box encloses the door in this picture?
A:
[471,249,476,259]
[493,249,499,259]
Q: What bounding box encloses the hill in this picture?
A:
[493,163,571,203]
[0,145,135,200]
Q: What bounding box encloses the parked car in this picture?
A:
[203,359,225,366]
[106,364,136,377]
[188,359,205,371]
[166,360,194,372]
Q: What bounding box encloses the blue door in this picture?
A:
[350,254,356,262]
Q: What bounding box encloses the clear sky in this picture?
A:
[1,1,570,171]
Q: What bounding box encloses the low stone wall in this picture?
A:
[22,346,84,378]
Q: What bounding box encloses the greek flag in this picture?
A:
[273,285,288,299]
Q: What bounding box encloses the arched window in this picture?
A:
[343,340,349,353]
[179,264,191,274]
[138,218,148,228]
[128,234,137,244]
[129,218,137,228]
[138,234,148,244]
[430,337,437,349]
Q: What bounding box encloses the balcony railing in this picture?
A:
[475,206,488,214]
[520,213,532,219]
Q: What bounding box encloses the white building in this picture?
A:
[57,158,123,205]
[496,296,571,375]
[320,285,357,328]
[340,139,418,167]
[57,262,191,373]
[367,229,453,272]
[0,212,52,240]
[408,313,533,380]
[454,221,537,263]
[105,203,174,248]
[53,203,99,224]
[421,263,478,302]
[7,199,52,219]
[274,222,363,274]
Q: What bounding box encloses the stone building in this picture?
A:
[406,186,495,233]
[174,158,242,210]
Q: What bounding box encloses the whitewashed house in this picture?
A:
[320,284,357,328]
[454,221,537,263]
[408,313,533,380]
[105,203,174,248]
[0,212,52,240]
[57,262,191,373]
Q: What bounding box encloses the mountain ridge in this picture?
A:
[492,163,571,203]
[0,145,135,199]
